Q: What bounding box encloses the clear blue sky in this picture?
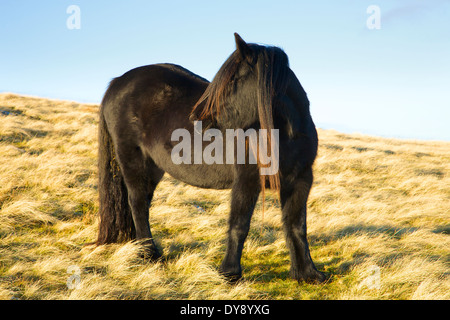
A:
[1,0,449,141]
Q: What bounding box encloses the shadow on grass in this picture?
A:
[130,222,422,290]
[310,224,419,245]
[242,223,421,287]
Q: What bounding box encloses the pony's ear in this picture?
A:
[234,33,252,61]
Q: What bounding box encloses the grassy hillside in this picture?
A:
[0,93,448,300]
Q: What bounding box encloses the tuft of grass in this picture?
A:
[0,93,449,300]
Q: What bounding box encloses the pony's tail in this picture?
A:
[97,108,135,244]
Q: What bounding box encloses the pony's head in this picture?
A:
[191,33,289,131]
[191,33,290,194]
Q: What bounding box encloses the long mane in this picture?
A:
[191,43,290,197]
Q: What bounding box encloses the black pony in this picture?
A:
[97,33,325,283]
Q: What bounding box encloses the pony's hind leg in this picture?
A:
[115,143,164,260]
[281,167,326,283]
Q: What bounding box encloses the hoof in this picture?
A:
[140,247,162,262]
[291,268,327,284]
[219,265,242,284]
[137,239,162,262]
[220,271,242,284]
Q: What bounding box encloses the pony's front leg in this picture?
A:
[281,167,326,283]
[220,166,260,282]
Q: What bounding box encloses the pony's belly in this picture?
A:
[165,164,234,190]
[147,144,234,190]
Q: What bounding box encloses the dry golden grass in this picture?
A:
[0,92,448,300]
